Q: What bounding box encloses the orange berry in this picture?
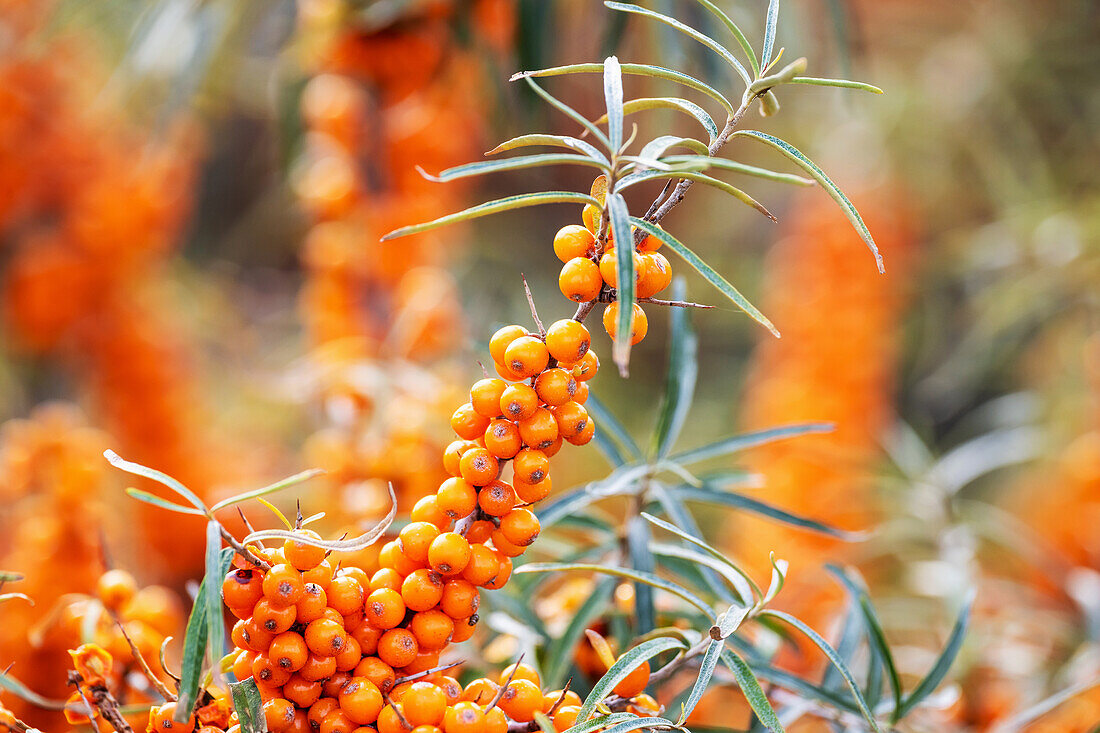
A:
[638,228,662,251]
[299,652,337,682]
[369,569,402,594]
[461,544,500,587]
[296,582,328,624]
[252,654,292,686]
[553,225,596,262]
[340,677,384,725]
[534,368,577,407]
[378,629,419,668]
[320,709,355,733]
[612,661,650,698]
[270,631,309,672]
[403,682,447,727]
[470,379,507,418]
[545,690,582,710]
[552,706,580,732]
[504,336,550,378]
[512,448,549,485]
[464,519,495,544]
[483,419,522,459]
[304,618,346,657]
[500,383,539,421]
[513,474,552,503]
[354,656,396,693]
[233,650,256,680]
[440,579,479,619]
[499,508,540,547]
[409,610,454,651]
[284,530,327,571]
[442,702,484,733]
[490,529,526,558]
[461,678,498,704]
[263,564,306,607]
[442,440,477,477]
[483,554,512,591]
[428,532,472,576]
[150,703,195,733]
[365,588,406,630]
[559,257,602,302]
[437,677,463,705]
[284,674,324,708]
[410,495,450,529]
[302,559,335,590]
[627,693,660,716]
[329,575,366,615]
[451,616,477,643]
[451,403,490,441]
[352,624,382,656]
[498,679,543,722]
[545,320,591,363]
[253,599,297,634]
[544,435,564,458]
[377,705,410,733]
[401,649,441,676]
[489,325,528,365]
[223,568,264,609]
[401,569,445,612]
[552,402,589,440]
[569,350,599,381]
[96,569,137,611]
[264,699,297,733]
[309,699,340,732]
[572,380,589,404]
[518,408,558,450]
[599,250,644,290]
[484,708,506,733]
[494,359,528,382]
[436,478,478,520]
[477,481,516,517]
[240,618,275,652]
[636,252,672,298]
[499,663,540,687]
[399,522,441,565]
[602,302,648,344]
[581,204,602,235]
[380,540,422,577]
[566,420,595,446]
[459,448,500,487]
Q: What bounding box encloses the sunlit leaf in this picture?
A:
[604,56,624,151]
[560,713,637,733]
[513,63,735,116]
[896,589,974,718]
[230,678,267,733]
[105,450,207,514]
[0,593,32,606]
[517,562,712,616]
[692,0,759,76]
[628,218,777,336]
[418,154,609,183]
[637,135,710,162]
[760,610,882,731]
[381,192,599,241]
[125,488,205,516]
[661,155,814,186]
[789,76,883,94]
[210,469,324,513]
[596,97,718,143]
[243,483,395,551]
[642,512,762,601]
[730,131,884,272]
[747,57,807,96]
[761,0,780,69]
[720,649,785,733]
[202,522,226,690]
[601,717,675,733]
[626,516,656,634]
[577,637,687,720]
[711,602,751,640]
[618,172,775,221]
[524,77,612,150]
[670,422,834,465]
[486,133,611,166]
[606,193,635,376]
[604,2,751,85]
[177,547,233,722]
[675,483,859,539]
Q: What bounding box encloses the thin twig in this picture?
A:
[159,636,181,689]
[392,661,463,686]
[67,672,134,733]
[383,691,412,729]
[639,297,714,309]
[108,611,176,702]
[218,525,271,571]
[485,653,525,713]
[521,275,545,336]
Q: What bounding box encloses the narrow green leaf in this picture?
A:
[516,562,713,616]
[583,395,641,462]
[675,484,858,539]
[381,192,599,241]
[642,512,763,601]
[760,610,882,731]
[712,602,751,639]
[418,154,608,183]
[761,555,789,606]
[896,589,975,718]
[618,173,776,221]
[748,661,860,713]
[597,97,718,143]
[731,131,884,272]
[628,218,778,336]
[203,523,226,687]
[820,601,864,695]
[125,488,205,516]
[0,672,67,710]
[105,450,207,514]
[747,57,808,96]
[762,0,780,69]
[604,56,624,152]
[671,422,834,465]
[486,133,611,166]
[636,135,710,163]
[244,483,395,551]
[544,578,616,688]
[533,712,556,733]
[653,278,698,459]
[524,77,612,151]
[0,571,24,583]
[626,516,656,634]
[720,649,786,733]
[661,155,814,186]
[536,485,604,530]
[652,543,750,605]
[577,637,687,720]
[789,76,883,94]
[602,717,675,733]
[0,593,32,606]
[178,547,234,721]
[210,469,324,513]
[230,679,268,733]
[513,63,735,116]
[606,193,635,376]
[561,713,637,733]
[693,0,759,76]
[604,2,751,85]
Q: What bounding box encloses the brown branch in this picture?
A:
[67,672,133,733]
[392,661,463,686]
[218,525,271,571]
[108,611,176,702]
[638,297,714,309]
[485,653,525,713]
[521,275,545,337]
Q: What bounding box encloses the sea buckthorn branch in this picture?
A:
[66,671,134,733]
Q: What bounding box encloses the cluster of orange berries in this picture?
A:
[555,217,672,347]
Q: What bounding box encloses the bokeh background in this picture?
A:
[1,0,1098,730]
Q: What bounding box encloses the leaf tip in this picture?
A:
[508,71,530,82]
